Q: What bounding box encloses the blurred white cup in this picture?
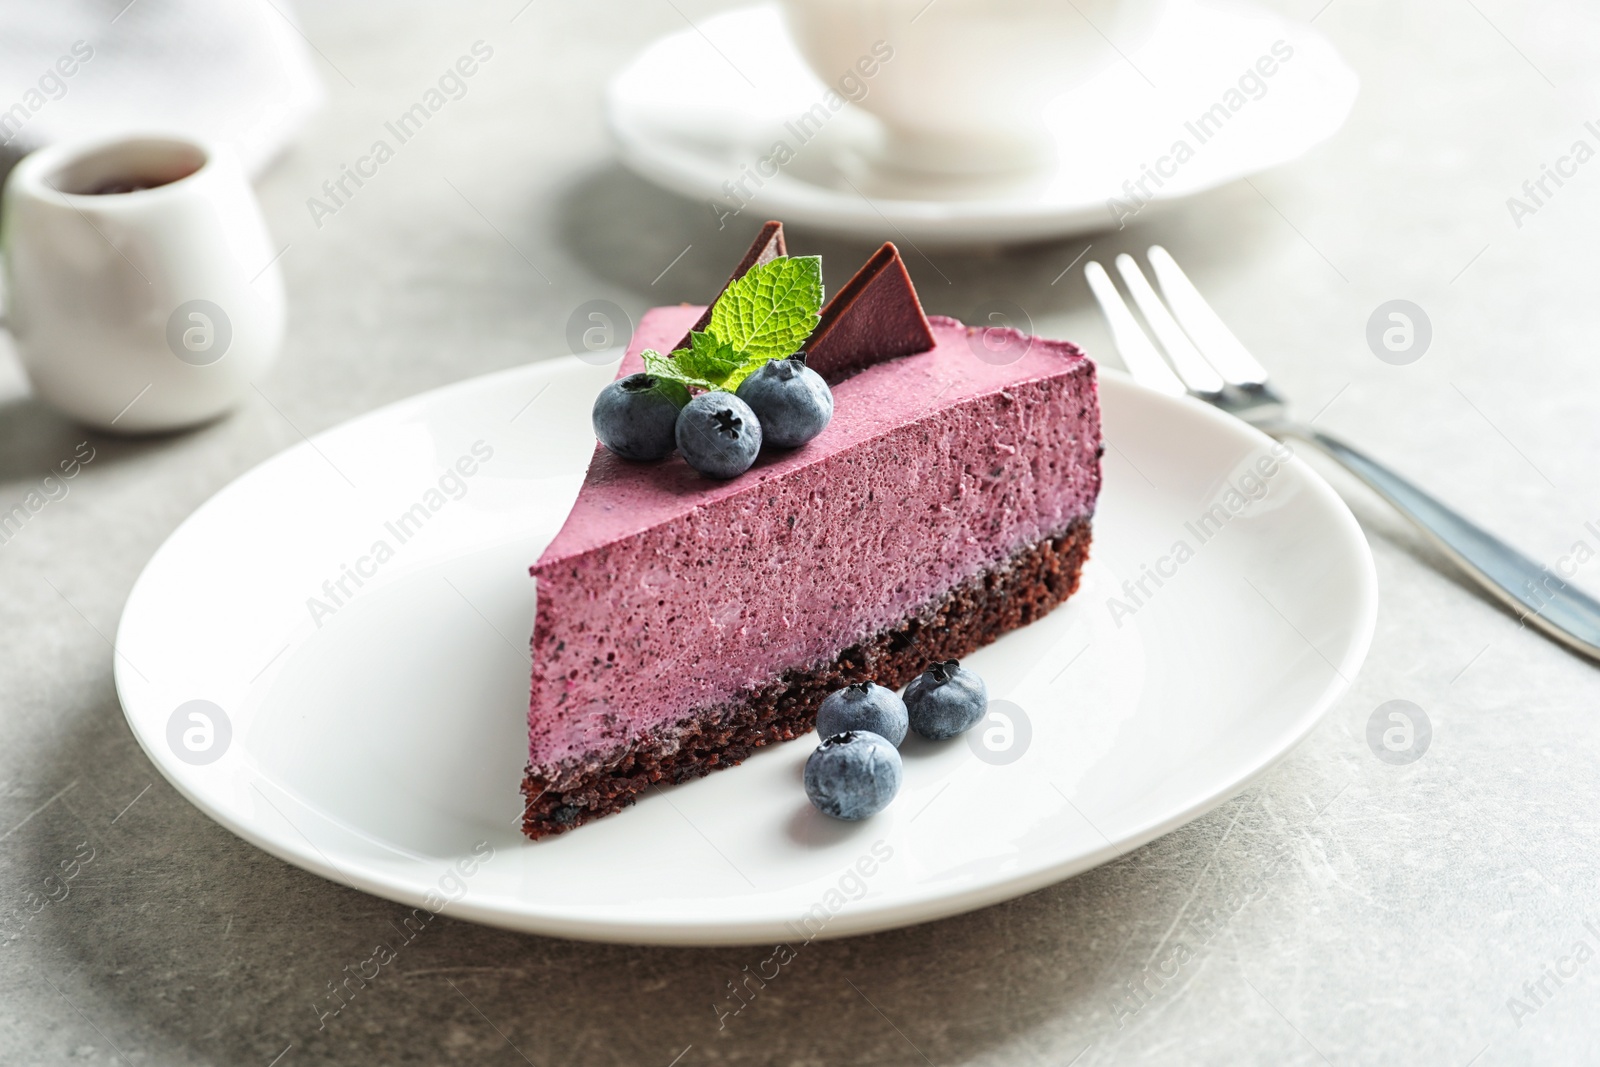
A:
[780,0,1167,176]
[1,132,284,432]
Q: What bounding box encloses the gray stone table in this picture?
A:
[5,0,1600,1063]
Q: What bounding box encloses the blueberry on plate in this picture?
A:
[804,731,902,820]
[676,392,763,479]
[592,373,691,461]
[904,659,988,741]
[735,354,833,448]
[816,681,908,746]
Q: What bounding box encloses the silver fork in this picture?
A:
[1086,246,1600,663]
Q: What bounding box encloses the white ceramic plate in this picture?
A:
[115,358,1376,945]
[607,2,1360,244]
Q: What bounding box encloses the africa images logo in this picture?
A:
[166,700,232,766]
[166,300,233,366]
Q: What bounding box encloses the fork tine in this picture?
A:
[1146,246,1270,387]
[1084,260,1186,398]
[1114,254,1225,396]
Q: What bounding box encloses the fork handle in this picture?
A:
[1285,424,1600,661]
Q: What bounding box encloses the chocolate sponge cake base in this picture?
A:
[520,518,1092,840]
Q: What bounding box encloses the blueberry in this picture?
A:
[904,660,988,740]
[804,731,902,820]
[816,681,908,746]
[735,354,833,448]
[592,373,690,461]
[675,392,762,479]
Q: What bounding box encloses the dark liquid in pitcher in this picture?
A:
[83,164,199,195]
[86,179,165,195]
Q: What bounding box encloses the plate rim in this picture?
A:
[114,360,1377,945]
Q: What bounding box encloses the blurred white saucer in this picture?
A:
[606,1,1359,245]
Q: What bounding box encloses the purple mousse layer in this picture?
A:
[528,306,1101,773]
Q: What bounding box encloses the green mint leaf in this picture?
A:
[709,255,823,368]
[639,341,731,393]
[674,330,744,387]
[640,348,709,392]
[639,347,679,380]
[639,257,825,395]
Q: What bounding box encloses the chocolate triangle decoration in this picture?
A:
[802,243,936,384]
[672,220,787,352]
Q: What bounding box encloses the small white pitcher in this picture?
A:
[1,133,284,433]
